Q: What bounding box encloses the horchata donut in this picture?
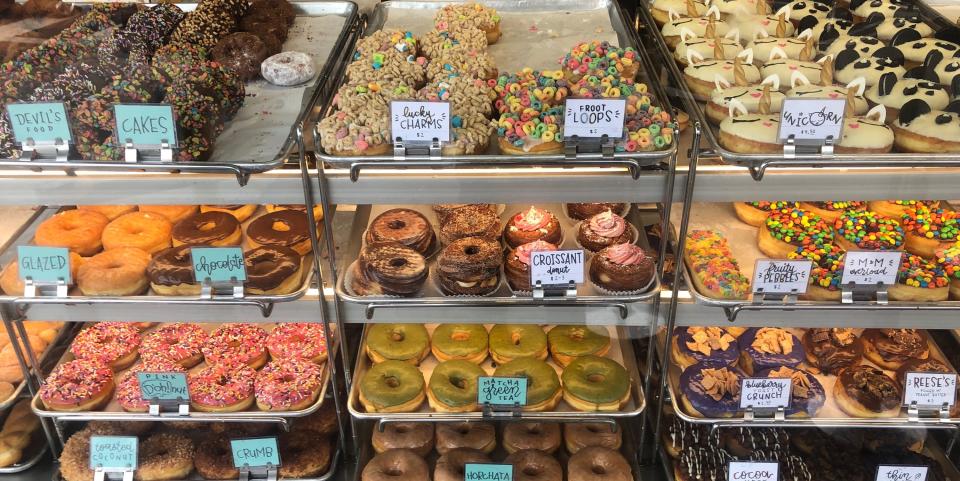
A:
[503,423,561,454]
[494,358,561,412]
[568,446,632,481]
[0,252,83,295]
[70,322,141,370]
[136,432,194,481]
[561,355,631,411]
[172,211,242,247]
[35,209,109,256]
[77,247,151,296]
[77,205,136,221]
[137,205,198,225]
[200,204,258,222]
[431,324,488,364]
[246,209,315,255]
[564,422,623,454]
[359,360,425,413]
[116,358,186,412]
[435,448,490,481]
[547,325,611,367]
[361,449,430,481]
[39,359,115,411]
[427,359,484,412]
[254,357,322,411]
[365,323,430,365]
[436,422,496,454]
[212,32,269,81]
[202,323,268,369]
[372,422,434,456]
[243,246,303,295]
[194,434,238,480]
[140,323,208,368]
[266,322,327,364]
[147,245,201,296]
[188,362,256,412]
[278,430,333,478]
[101,211,172,254]
[488,324,548,364]
[261,51,315,86]
[365,209,436,256]
[505,449,563,481]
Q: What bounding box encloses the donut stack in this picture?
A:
[212,0,295,81]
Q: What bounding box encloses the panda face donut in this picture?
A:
[896,39,960,65]
[822,36,883,58]
[785,1,830,21]
[799,16,853,40]
[849,0,910,18]
[834,48,907,87]
[866,72,949,111]
[878,16,933,41]
[896,99,960,146]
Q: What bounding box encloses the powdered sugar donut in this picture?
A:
[261,51,315,86]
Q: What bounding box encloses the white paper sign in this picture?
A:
[390,101,450,142]
[903,372,957,407]
[752,259,811,294]
[875,465,928,481]
[841,251,903,286]
[563,99,626,138]
[529,249,584,286]
[778,98,846,143]
[740,378,792,409]
[728,461,779,481]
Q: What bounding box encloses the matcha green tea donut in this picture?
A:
[359,360,426,413]
[547,325,611,367]
[561,355,630,412]
[427,360,486,412]
[431,324,489,364]
[488,325,548,364]
[365,324,430,364]
[493,358,561,411]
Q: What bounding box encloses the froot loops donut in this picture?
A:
[493,69,568,155]
[188,362,256,412]
[789,243,844,301]
[901,205,960,259]
[758,208,832,259]
[254,357,322,411]
[116,358,186,412]
[891,254,949,302]
[70,322,141,371]
[40,359,115,411]
[140,323,208,368]
[201,323,268,369]
[834,210,904,251]
[266,322,327,364]
[560,41,640,82]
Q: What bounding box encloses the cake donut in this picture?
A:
[188,362,257,412]
[834,365,902,418]
[365,208,436,256]
[502,423,561,454]
[201,323,268,369]
[834,209,905,251]
[789,243,845,301]
[706,74,783,124]
[266,322,327,364]
[568,447,632,481]
[254,357,322,411]
[562,355,631,411]
[738,327,806,375]
[564,422,623,453]
[77,247,151,296]
[756,366,826,417]
[435,422,496,454]
[672,326,739,369]
[489,324,548,363]
[427,359,484,412]
[834,47,907,88]
[901,205,959,258]
[438,204,500,245]
[683,230,750,299]
[261,51,316,86]
[40,359,115,411]
[893,99,960,153]
[505,449,563,481]
[891,254,949,302]
[684,49,760,99]
[862,328,929,370]
[139,322,207,368]
[35,208,109,256]
[358,360,425,413]
[361,449,429,481]
[371,423,434,456]
[351,243,428,297]
[365,323,429,364]
[758,207,833,259]
[70,322,141,370]
[679,363,743,417]
[802,328,863,374]
[194,434,238,480]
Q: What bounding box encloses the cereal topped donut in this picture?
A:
[789,243,845,300]
[353,30,418,61]
[317,102,391,156]
[420,28,488,60]
[493,70,569,154]
[434,3,501,44]
[759,208,833,258]
[560,41,640,82]
[418,75,496,118]
[334,81,417,112]
[426,48,497,82]
[345,48,427,87]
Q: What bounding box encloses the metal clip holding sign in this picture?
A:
[839,251,901,304]
[743,405,787,422]
[481,401,523,419]
[199,276,245,299]
[114,104,178,163]
[18,137,69,163]
[752,287,798,306]
[94,467,134,481]
[841,281,889,305]
[22,277,68,298]
[124,139,174,163]
[191,247,246,299]
[238,464,278,481]
[782,134,834,158]
[564,134,615,161]
[905,401,951,422]
[532,280,577,300]
[393,137,442,161]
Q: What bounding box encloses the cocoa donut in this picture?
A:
[366,208,436,256]
[247,210,314,255]
[435,422,496,454]
[372,422,434,456]
[439,205,501,245]
[503,423,561,454]
[172,211,241,246]
[247,0,295,27]
[568,446,632,481]
[211,32,268,81]
[195,434,238,480]
[361,449,430,481]
[278,430,332,478]
[435,448,490,481]
[244,246,302,295]
[505,449,563,481]
[564,422,623,454]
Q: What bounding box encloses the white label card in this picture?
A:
[739,378,792,409]
[390,101,450,142]
[752,259,811,294]
[563,99,626,138]
[529,249,584,286]
[903,372,957,408]
[840,251,903,286]
[728,461,779,481]
[778,98,846,143]
[875,465,928,481]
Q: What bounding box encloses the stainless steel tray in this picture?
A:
[0,2,360,183]
[348,324,646,424]
[0,429,49,475]
[335,204,661,320]
[0,322,75,412]
[314,0,677,174]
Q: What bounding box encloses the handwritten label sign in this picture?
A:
[231,437,281,468]
[728,461,779,481]
[740,378,792,409]
[564,99,626,138]
[137,372,189,401]
[5,102,72,144]
[114,104,177,147]
[90,436,138,470]
[778,98,846,143]
[903,372,957,408]
[17,246,70,283]
[841,251,902,286]
[530,250,584,286]
[876,465,928,481]
[190,247,245,283]
[390,101,450,142]
[477,376,527,406]
[465,463,513,481]
[752,259,811,294]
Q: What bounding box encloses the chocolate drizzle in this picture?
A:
[803,328,863,374]
[840,365,901,412]
[863,328,929,364]
[243,246,301,291]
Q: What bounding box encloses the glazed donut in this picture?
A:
[244,246,303,295]
[278,430,332,478]
[359,360,425,413]
[568,446,632,481]
[140,323,207,368]
[1,400,38,436]
[77,247,151,296]
[138,205,198,225]
[548,325,611,367]
[365,209,436,256]
[431,324,488,364]
[0,252,83,295]
[35,209,109,256]
[70,322,141,370]
[202,323,268,369]
[435,448,490,481]
[372,422,434,456]
[255,357,322,411]
[505,449,563,481]
[136,432,194,481]
[77,205,136,221]
[39,359,115,411]
[261,51,316,86]
[292,400,338,435]
[147,245,201,295]
[188,362,256,412]
[172,211,242,247]
[503,423,561,454]
[266,322,327,364]
[564,422,623,454]
[265,204,323,220]
[194,434,238,480]
[361,449,430,481]
[435,422,496,454]
[59,431,94,481]
[213,32,269,81]
[101,211,172,254]
[200,204,258,222]
[116,359,186,412]
[247,210,315,255]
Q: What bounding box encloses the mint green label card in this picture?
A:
[89,436,138,470]
[231,437,281,468]
[17,246,70,283]
[477,376,527,405]
[465,463,513,481]
[190,247,246,282]
[137,372,189,401]
[114,104,177,147]
[5,102,72,143]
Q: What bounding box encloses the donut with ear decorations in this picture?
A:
[834,48,861,72]
[890,27,922,46]
[893,98,960,152]
[899,98,932,125]
[848,20,878,37]
[796,15,820,36]
[877,72,897,97]
[837,105,894,153]
[866,70,949,120]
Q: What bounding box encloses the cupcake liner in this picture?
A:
[572,221,640,256]
[562,203,631,223]
[342,260,425,299]
[429,266,504,298]
[587,256,657,296]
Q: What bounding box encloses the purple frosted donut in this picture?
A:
[738,328,805,375]
[755,366,825,418]
[679,362,744,418]
[673,327,739,367]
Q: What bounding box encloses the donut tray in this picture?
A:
[0,322,75,413]
[0,206,319,318]
[335,203,661,321]
[0,423,51,475]
[29,322,334,425]
[660,327,960,426]
[347,324,646,424]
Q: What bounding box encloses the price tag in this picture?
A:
[752,259,811,294]
[17,246,70,283]
[903,372,957,408]
[231,437,281,468]
[739,378,792,410]
[137,372,189,401]
[841,251,902,286]
[563,98,626,138]
[777,98,846,143]
[190,247,246,283]
[90,436,138,470]
[390,101,450,142]
[728,461,779,481]
[477,376,527,406]
[875,465,928,481]
[114,104,178,147]
[529,249,584,286]
[5,102,72,144]
[465,463,514,481]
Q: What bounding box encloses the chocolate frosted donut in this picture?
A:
[371,422,434,456]
[433,204,495,225]
[835,365,902,417]
[244,246,301,294]
[566,203,627,220]
[563,422,622,454]
[802,328,863,375]
[437,236,501,295]
[568,447,632,481]
[505,449,563,481]
[361,449,430,481]
[434,448,490,481]
[366,209,436,255]
[862,328,930,370]
[247,210,314,255]
[439,205,501,245]
[435,422,495,454]
[212,32,268,81]
[148,244,201,294]
[172,211,241,246]
[352,243,427,297]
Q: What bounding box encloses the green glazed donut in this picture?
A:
[428,360,486,412]
[561,355,630,411]
[489,324,548,364]
[547,325,611,366]
[431,324,489,364]
[493,357,560,411]
[359,360,425,413]
[366,324,430,364]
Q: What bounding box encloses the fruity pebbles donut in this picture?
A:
[202,323,268,369]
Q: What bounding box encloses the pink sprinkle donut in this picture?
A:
[40,359,115,411]
[266,323,328,364]
[116,358,186,412]
[188,362,256,412]
[254,358,322,411]
[201,323,268,369]
[70,323,141,371]
[140,323,208,368]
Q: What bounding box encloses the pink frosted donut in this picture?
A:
[201,323,268,369]
[116,358,187,412]
[188,362,256,412]
[70,323,141,371]
[254,358,322,411]
[266,323,327,364]
[140,323,208,368]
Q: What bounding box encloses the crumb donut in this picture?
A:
[70,322,141,370]
[278,430,332,478]
[136,432,194,481]
[35,209,109,256]
[372,422,434,456]
[292,401,338,435]
[194,434,238,480]
[77,247,151,296]
[361,449,430,481]
[564,422,623,453]
[435,422,496,454]
[60,431,95,481]
[568,447,632,481]
[39,359,115,411]
[102,211,172,255]
[261,51,316,86]
[212,32,269,81]
[503,423,561,454]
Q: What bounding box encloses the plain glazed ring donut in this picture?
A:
[254,357,322,411]
[138,205,198,225]
[172,211,242,247]
[77,205,136,221]
[35,209,109,256]
[244,246,303,295]
[278,431,332,478]
[502,423,561,454]
[262,51,316,86]
[435,422,496,454]
[564,422,623,454]
[568,446,632,481]
[194,434,238,480]
[102,211,173,254]
[136,432,194,481]
[361,448,430,481]
[372,422,435,456]
[435,448,490,481]
[505,449,564,481]
[39,359,115,411]
[0,252,83,295]
[70,322,141,370]
[77,247,151,296]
